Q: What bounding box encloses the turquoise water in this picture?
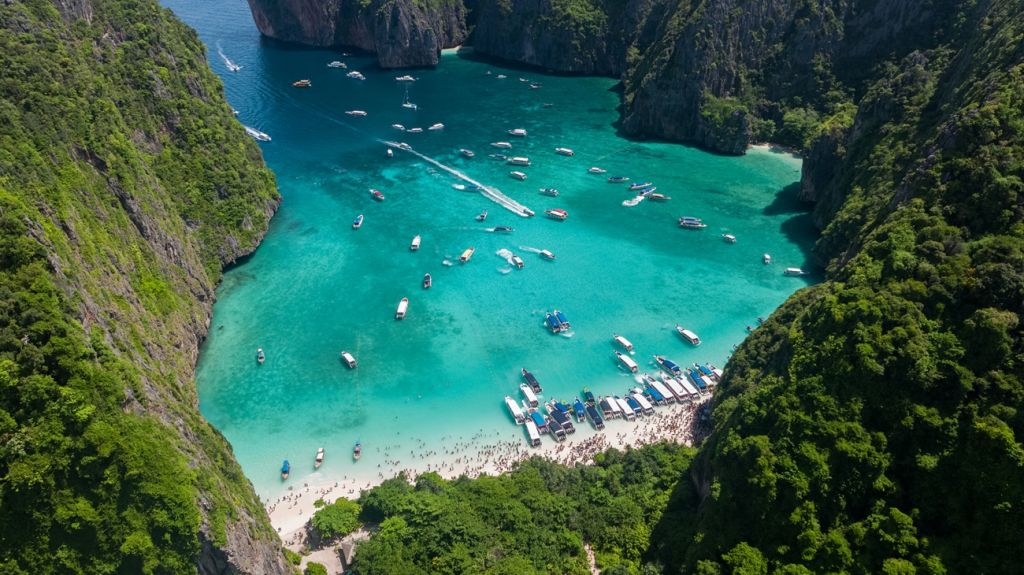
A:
[165,0,817,498]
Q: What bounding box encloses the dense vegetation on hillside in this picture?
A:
[0,0,281,573]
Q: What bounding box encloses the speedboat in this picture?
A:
[280,460,290,480]
[510,171,527,180]
[423,273,432,289]
[459,247,475,262]
[395,75,416,81]
[763,253,772,264]
[327,60,346,68]
[678,216,707,229]
[588,167,607,174]
[395,297,409,319]
[613,334,634,353]
[370,189,385,201]
[530,83,542,90]
[256,348,265,364]
[428,123,445,131]
[638,187,658,196]
[622,196,644,207]
[314,448,324,469]
[539,249,555,260]
[475,210,488,221]
[346,71,365,80]
[345,110,367,116]
[352,214,364,229]
[648,193,671,201]
[402,102,418,110]
[490,141,513,149]
[544,208,568,221]
[353,441,362,460]
[539,188,559,197]
[244,126,271,142]
[496,74,507,79]
[410,235,421,250]
[407,127,423,133]
[616,351,639,373]
[511,255,524,269]
[391,123,406,131]
[675,325,701,345]
[629,182,653,190]
[340,351,357,368]
[784,267,807,276]
[490,153,508,160]
[654,354,683,375]
[452,183,467,191]
[492,226,514,233]
[386,148,393,158]
[460,148,475,158]
[607,176,630,183]
[506,156,531,166]
[292,79,311,88]
[507,128,528,137]
[555,147,574,156]
[722,234,737,243]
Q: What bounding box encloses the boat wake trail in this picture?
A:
[381,141,534,217]
[217,42,242,72]
[495,248,515,266]
[518,245,543,254]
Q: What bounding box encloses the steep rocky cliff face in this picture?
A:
[246,0,466,68]
[0,1,287,573]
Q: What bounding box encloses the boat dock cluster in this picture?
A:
[505,355,721,446]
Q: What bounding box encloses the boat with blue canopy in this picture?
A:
[645,385,666,404]
[585,405,605,429]
[554,309,570,329]
[583,388,596,405]
[573,398,586,422]
[530,411,547,431]
[280,460,290,480]
[654,355,682,375]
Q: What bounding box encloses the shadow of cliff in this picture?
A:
[765,182,823,275]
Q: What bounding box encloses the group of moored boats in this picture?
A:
[544,309,571,333]
[279,440,361,480]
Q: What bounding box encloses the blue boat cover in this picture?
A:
[626,397,642,412]
[699,364,714,376]
[281,460,290,473]
[546,314,561,331]
[645,385,665,402]
[554,401,570,414]
[583,389,596,403]
[530,412,546,427]
[573,398,585,416]
[555,310,569,325]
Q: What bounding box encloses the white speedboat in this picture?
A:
[510,171,527,180]
[555,147,574,156]
[588,167,607,174]
[648,193,671,201]
[490,141,513,149]
[763,253,772,264]
[428,123,445,131]
[460,148,475,158]
[678,216,707,229]
[391,123,406,131]
[244,126,271,142]
[452,183,467,190]
[327,60,346,68]
[315,447,325,468]
[386,148,393,158]
[340,351,357,368]
[722,234,737,243]
[292,79,311,88]
[616,351,639,373]
[422,273,432,289]
[508,128,528,137]
[675,325,701,346]
[539,188,559,197]
[511,255,524,269]
[539,249,555,260]
[395,297,409,320]
[410,235,421,251]
[506,156,531,166]
[346,71,365,80]
[784,267,807,276]
[544,208,568,221]
[395,75,416,82]
[496,74,507,79]
[345,110,367,117]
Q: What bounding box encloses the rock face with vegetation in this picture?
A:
[0,0,287,573]
[246,0,467,68]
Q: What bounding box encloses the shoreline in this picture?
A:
[268,397,710,547]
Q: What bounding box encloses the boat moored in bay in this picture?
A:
[608,175,629,183]
[654,354,683,375]
[370,189,385,201]
[314,448,324,469]
[460,148,475,158]
[629,182,653,190]
[292,79,311,88]
[763,253,772,264]
[539,249,555,260]
[522,368,542,393]
[353,441,362,460]
[555,147,574,156]
[410,235,421,250]
[256,348,265,364]
[588,167,607,174]
[460,247,476,262]
[784,267,808,276]
[722,233,737,243]
[340,351,357,368]
[490,141,513,149]
[280,460,290,479]
[506,156,531,166]
[395,297,409,319]
[544,208,568,221]
[539,188,559,197]
[345,110,367,116]
[507,128,528,137]
[422,273,432,289]
[678,216,707,229]
[520,383,539,407]
[505,395,526,424]
[676,325,701,345]
[510,171,527,180]
[244,126,271,142]
[613,334,634,353]
[511,255,524,269]
[352,214,364,229]
[616,351,639,373]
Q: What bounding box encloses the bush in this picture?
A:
[311,499,362,540]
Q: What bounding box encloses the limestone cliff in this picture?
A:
[246,0,467,68]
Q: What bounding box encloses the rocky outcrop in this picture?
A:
[246,0,466,68]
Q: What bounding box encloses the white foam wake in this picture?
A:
[217,43,242,72]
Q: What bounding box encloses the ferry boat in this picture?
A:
[510,171,528,180]
[525,420,542,446]
[545,312,563,334]
[476,211,487,221]
[281,460,290,479]
[395,75,416,82]
[422,273,432,289]
[506,156,531,166]
[352,214,364,229]
[507,128,528,137]
[654,354,683,375]
[243,126,271,142]
[678,216,707,229]
[340,350,357,368]
[539,249,555,260]
[613,334,634,353]
[784,267,808,276]
[428,123,445,131]
[548,405,575,434]
[511,255,524,269]
[492,226,514,233]
[292,79,311,88]
[256,348,265,364]
[616,351,639,373]
[676,325,701,345]
[392,123,406,131]
[648,193,671,201]
[763,253,772,264]
[410,235,421,250]
[370,189,385,201]
[722,233,737,243]
[629,182,653,190]
[353,441,362,460]
[505,395,526,424]
[544,208,568,221]
[588,167,607,174]
[539,188,559,197]
[459,247,475,262]
[522,368,543,393]
[327,60,346,68]
[520,383,539,407]
[555,147,574,156]
[395,297,409,320]
[607,176,630,183]
[345,110,367,117]
[346,71,365,80]
[314,448,324,469]
[490,141,513,149]
[460,148,475,158]
[585,404,605,429]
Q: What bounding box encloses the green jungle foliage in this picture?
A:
[311,498,362,540]
[350,445,692,575]
[303,562,328,575]
[0,0,278,573]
